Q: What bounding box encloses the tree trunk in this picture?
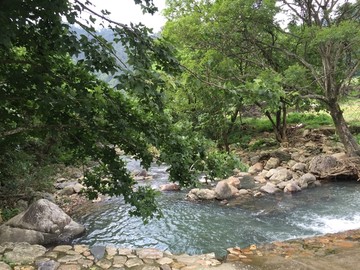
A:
[328,102,360,157]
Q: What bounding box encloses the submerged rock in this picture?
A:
[0,199,85,245]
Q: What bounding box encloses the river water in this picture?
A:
[73,158,360,257]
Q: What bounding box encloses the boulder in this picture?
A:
[292,162,307,172]
[224,176,241,189]
[308,155,339,177]
[260,182,280,194]
[0,199,85,245]
[298,173,317,188]
[284,181,301,193]
[269,168,292,183]
[187,189,217,201]
[215,180,234,200]
[264,157,280,170]
[248,162,264,175]
[160,183,180,191]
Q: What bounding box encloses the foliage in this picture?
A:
[287,112,333,129]
[0,207,21,222]
[0,0,240,222]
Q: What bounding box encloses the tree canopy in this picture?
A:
[163,0,360,155]
[0,0,239,222]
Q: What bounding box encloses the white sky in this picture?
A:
[89,0,166,32]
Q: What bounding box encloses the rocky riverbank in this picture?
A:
[1,228,360,270]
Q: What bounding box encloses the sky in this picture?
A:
[89,0,167,32]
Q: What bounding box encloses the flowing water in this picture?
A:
[73,158,360,257]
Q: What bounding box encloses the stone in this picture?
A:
[74,244,89,254]
[52,245,73,253]
[90,246,106,261]
[160,183,181,191]
[57,254,83,263]
[113,255,127,267]
[72,183,84,193]
[57,265,81,270]
[157,257,173,265]
[160,265,171,270]
[264,157,280,170]
[292,162,307,172]
[309,155,339,177]
[215,180,234,200]
[106,246,117,257]
[254,175,267,184]
[3,243,46,264]
[142,266,160,270]
[260,182,280,194]
[248,162,264,175]
[78,258,94,268]
[0,262,11,270]
[187,188,217,200]
[137,248,163,259]
[238,189,249,195]
[284,181,301,193]
[224,176,241,189]
[58,186,75,195]
[265,169,277,179]
[96,258,112,269]
[269,168,292,183]
[0,199,85,245]
[36,260,60,270]
[13,267,35,270]
[117,248,133,255]
[299,173,317,185]
[125,258,144,268]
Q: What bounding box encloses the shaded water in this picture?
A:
[73,159,360,257]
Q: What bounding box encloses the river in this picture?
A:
[73,158,360,257]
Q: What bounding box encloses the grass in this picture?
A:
[230,98,360,150]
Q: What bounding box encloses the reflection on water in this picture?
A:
[73,159,360,257]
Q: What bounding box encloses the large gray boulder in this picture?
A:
[215,180,235,200]
[0,199,85,245]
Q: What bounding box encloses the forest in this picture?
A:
[0,0,359,223]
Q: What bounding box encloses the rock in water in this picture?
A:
[0,199,85,245]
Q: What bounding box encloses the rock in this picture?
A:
[52,245,72,253]
[224,176,241,189]
[90,246,106,261]
[238,189,249,195]
[215,181,234,200]
[292,162,307,172]
[248,162,264,175]
[284,181,301,193]
[309,155,339,177]
[269,168,292,183]
[58,186,75,195]
[260,182,280,194]
[0,262,11,270]
[265,169,277,179]
[3,242,46,264]
[57,254,83,263]
[95,258,112,269]
[157,257,174,265]
[271,150,292,162]
[73,183,84,193]
[298,173,317,188]
[113,255,127,267]
[187,189,217,201]
[125,258,144,268]
[264,157,281,170]
[137,248,163,259]
[0,199,85,245]
[254,175,267,184]
[160,183,180,191]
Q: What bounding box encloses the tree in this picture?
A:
[164,0,360,155]
[163,0,296,143]
[277,0,360,156]
[0,0,239,222]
